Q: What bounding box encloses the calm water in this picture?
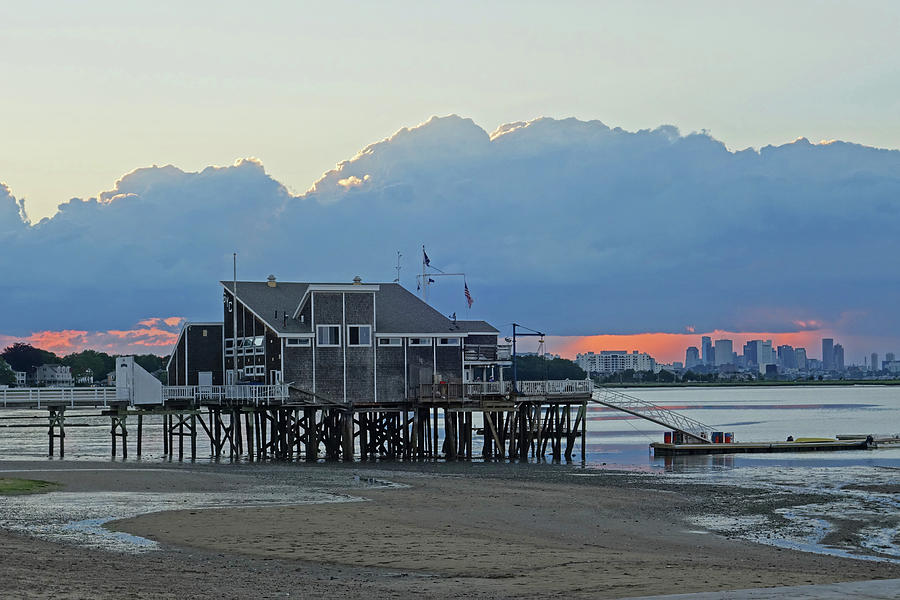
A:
[585,384,900,471]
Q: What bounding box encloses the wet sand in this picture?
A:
[1,460,898,599]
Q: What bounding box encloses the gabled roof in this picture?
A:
[454,320,500,334]
[220,280,497,336]
[165,321,224,371]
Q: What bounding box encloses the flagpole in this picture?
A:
[421,245,426,301]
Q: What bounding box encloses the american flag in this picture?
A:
[464,282,473,308]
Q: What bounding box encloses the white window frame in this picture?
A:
[286,337,311,347]
[317,324,341,347]
[408,337,432,346]
[225,338,235,356]
[347,324,372,347]
[438,337,460,346]
[377,337,402,347]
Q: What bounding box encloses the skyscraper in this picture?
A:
[871,353,879,372]
[777,345,796,369]
[685,346,700,368]
[795,348,808,370]
[887,352,896,363]
[833,344,845,371]
[759,340,774,374]
[822,338,834,371]
[743,340,760,368]
[714,339,733,366]
[701,336,712,365]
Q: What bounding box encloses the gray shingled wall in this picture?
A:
[345,293,375,402]
[283,346,313,390]
[313,292,345,402]
[375,344,406,401]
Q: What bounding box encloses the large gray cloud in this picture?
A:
[2,116,899,342]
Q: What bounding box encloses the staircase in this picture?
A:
[590,387,712,443]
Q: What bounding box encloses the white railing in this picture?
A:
[161,384,289,404]
[465,382,511,396]
[0,387,117,408]
[462,380,593,398]
[223,384,289,403]
[516,380,593,396]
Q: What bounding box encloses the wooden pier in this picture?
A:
[0,380,591,463]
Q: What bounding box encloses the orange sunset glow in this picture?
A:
[549,329,842,364]
[0,318,183,356]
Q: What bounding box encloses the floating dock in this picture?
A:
[651,438,873,456]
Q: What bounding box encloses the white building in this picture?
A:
[576,350,656,375]
[14,371,27,386]
[33,364,73,387]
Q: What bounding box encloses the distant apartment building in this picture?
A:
[684,346,700,368]
[822,338,834,371]
[887,352,896,364]
[33,364,73,387]
[871,353,879,372]
[885,360,900,375]
[576,350,656,375]
[714,339,733,366]
[701,336,713,366]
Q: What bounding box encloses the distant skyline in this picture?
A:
[3,1,900,221]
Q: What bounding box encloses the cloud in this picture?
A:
[0,319,183,356]
[2,115,899,360]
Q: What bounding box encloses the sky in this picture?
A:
[4,1,900,222]
[2,2,899,362]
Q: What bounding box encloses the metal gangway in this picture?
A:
[590,386,712,443]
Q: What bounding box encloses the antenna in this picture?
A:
[394,250,402,283]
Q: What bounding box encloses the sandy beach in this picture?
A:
[0,460,898,599]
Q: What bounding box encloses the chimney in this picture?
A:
[267,274,277,288]
[352,276,362,285]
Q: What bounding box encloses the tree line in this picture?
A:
[0,343,167,386]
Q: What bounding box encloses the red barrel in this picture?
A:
[664,432,672,444]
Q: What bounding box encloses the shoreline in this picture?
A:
[0,460,897,598]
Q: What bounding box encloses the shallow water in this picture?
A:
[0,469,400,553]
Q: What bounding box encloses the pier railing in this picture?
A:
[418,379,593,402]
[0,387,117,408]
[161,384,290,404]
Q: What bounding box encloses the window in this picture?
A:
[225,339,235,355]
[202,329,208,337]
[286,337,311,347]
[317,325,341,346]
[438,338,460,346]
[378,337,402,347]
[347,325,372,346]
[408,337,432,346]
